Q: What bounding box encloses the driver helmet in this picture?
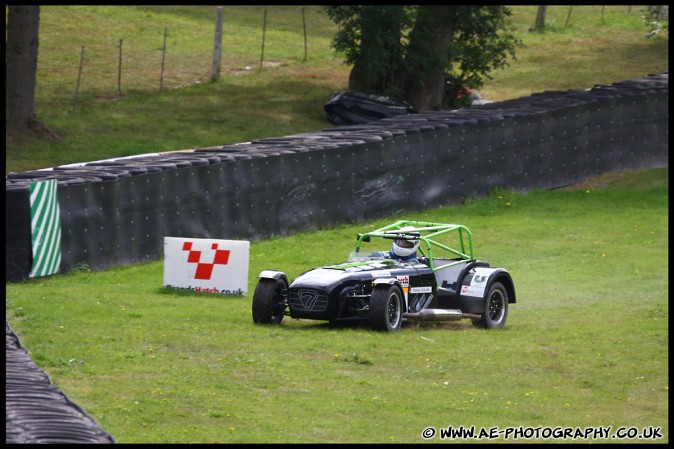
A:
[392,226,420,258]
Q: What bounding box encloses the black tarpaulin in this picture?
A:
[324,90,415,125]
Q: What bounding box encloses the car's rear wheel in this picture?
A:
[472,281,508,329]
[369,285,403,332]
[252,278,287,324]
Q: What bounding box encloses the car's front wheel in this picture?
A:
[472,281,508,329]
[369,285,403,332]
[252,278,287,324]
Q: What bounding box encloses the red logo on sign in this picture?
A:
[182,241,230,280]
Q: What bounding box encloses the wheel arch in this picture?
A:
[372,277,400,287]
[490,271,516,304]
[258,269,289,286]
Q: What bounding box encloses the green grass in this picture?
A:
[482,5,669,100]
[5,5,668,173]
[5,167,668,443]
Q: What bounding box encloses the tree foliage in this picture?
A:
[325,5,523,111]
[326,6,409,95]
[643,5,669,37]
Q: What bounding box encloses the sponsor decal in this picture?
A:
[472,273,488,284]
[461,285,484,297]
[410,286,432,294]
[372,271,392,278]
[460,267,493,298]
[397,275,410,287]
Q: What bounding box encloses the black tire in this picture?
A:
[369,285,404,332]
[252,278,287,324]
[472,281,508,329]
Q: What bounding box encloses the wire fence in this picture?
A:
[37,37,206,109]
[35,6,328,111]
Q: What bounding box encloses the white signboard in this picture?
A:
[164,237,249,295]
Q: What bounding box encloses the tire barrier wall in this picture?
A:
[5,321,117,444]
[5,73,668,282]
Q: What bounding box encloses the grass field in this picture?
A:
[5,167,668,443]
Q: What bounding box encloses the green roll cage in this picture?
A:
[353,220,475,272]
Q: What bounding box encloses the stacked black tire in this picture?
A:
[6,321,116,444]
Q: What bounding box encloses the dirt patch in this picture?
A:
[6,119,61,144]
[95,94,124,105]
[556,169,643,191]
[229,60,282,76]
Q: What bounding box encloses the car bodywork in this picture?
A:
[252,220,516,332]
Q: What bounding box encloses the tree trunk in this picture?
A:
[401,6,457,111]
[535,5,547,31]
[6,5,40,130]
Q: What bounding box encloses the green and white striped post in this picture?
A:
[29,179,62,277]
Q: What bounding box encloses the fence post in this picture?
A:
[118,39,123,96]
[259,9,267,71]
[72,45,85,111]
[565,6,573,27]
[212,6,224,80]
[160,27,167,92]
[302,6,307,62]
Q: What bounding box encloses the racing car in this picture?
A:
[252,220,516,332]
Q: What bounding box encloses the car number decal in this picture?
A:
[460,267,492,297]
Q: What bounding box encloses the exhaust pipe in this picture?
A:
[403,309,482,322]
